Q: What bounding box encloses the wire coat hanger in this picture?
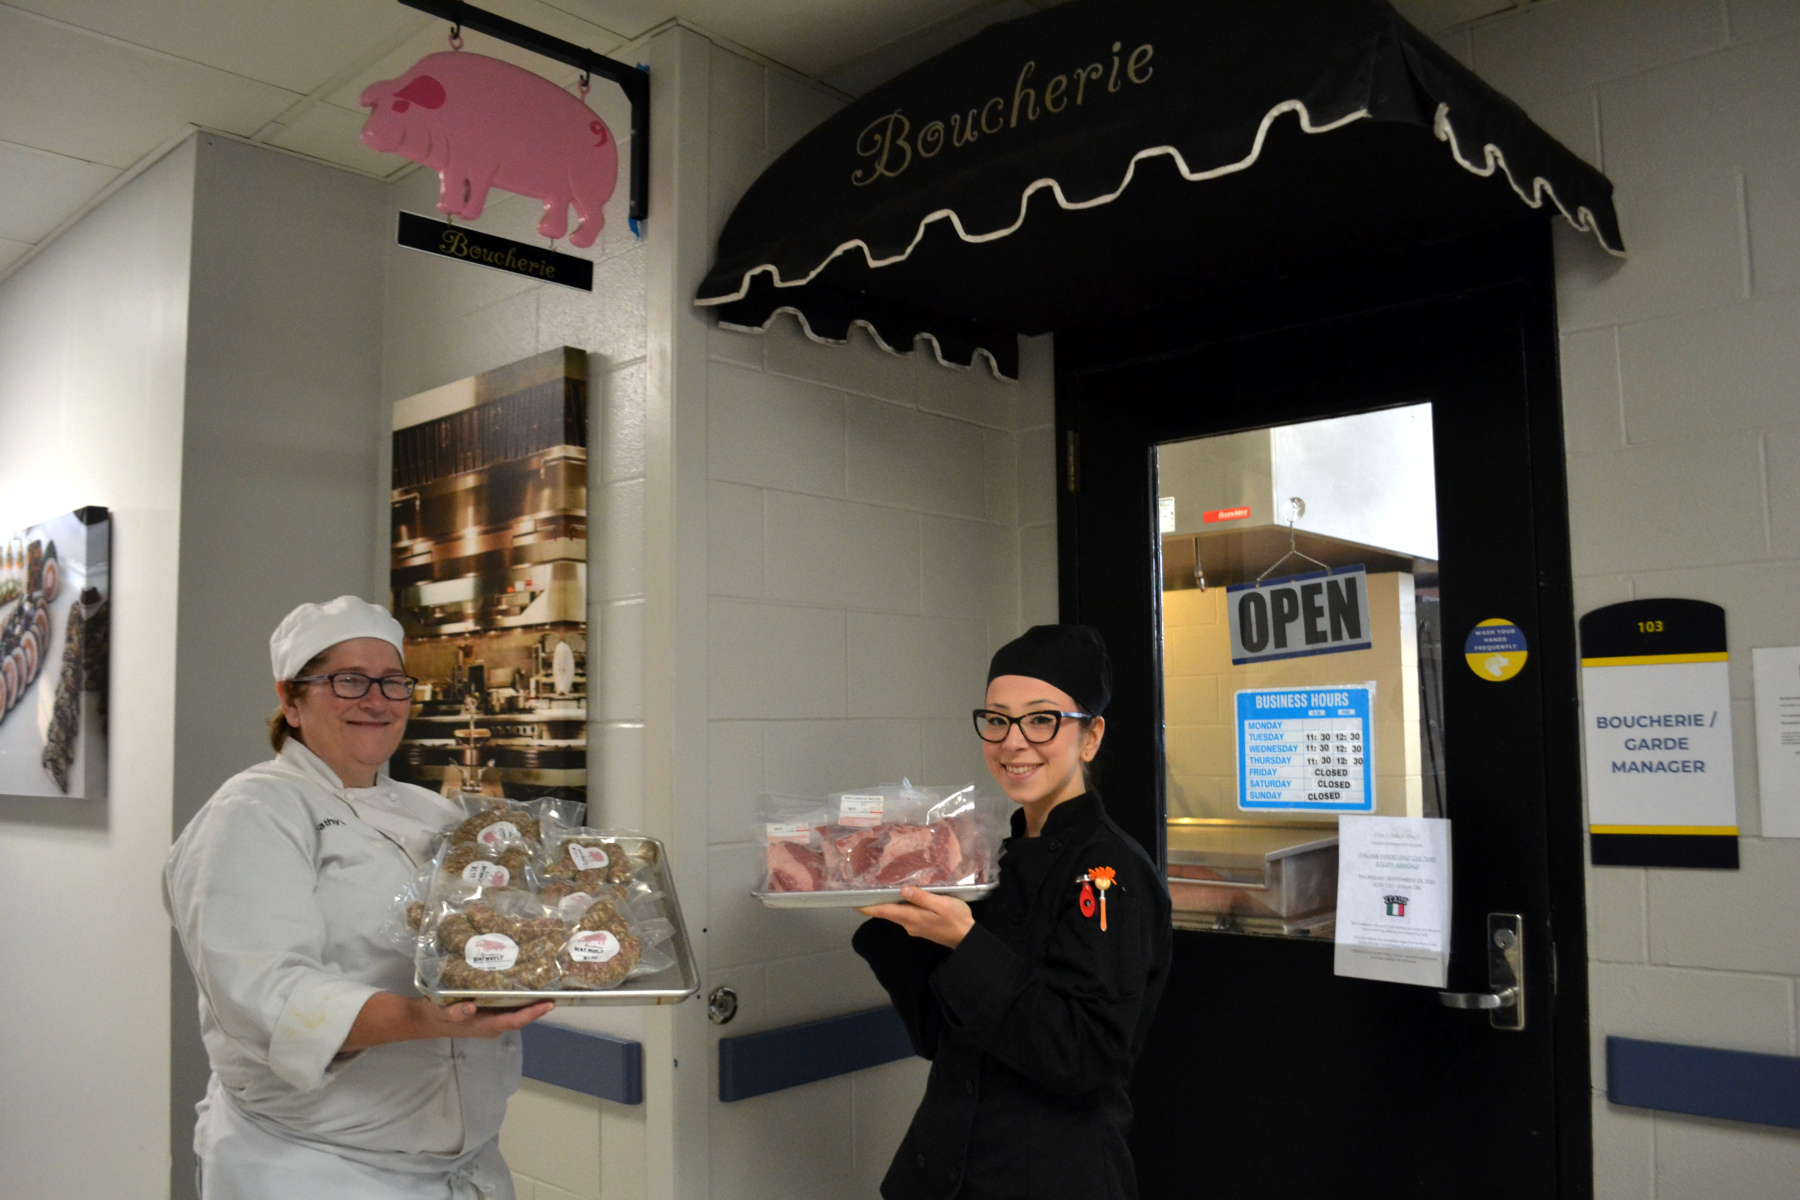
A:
[1256,497,1330,583]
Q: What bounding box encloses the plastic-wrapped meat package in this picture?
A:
[556,893,644,989]
[450,799,542,851]
[540,830,633,887]
[420,885,564,993]
[759,804,830,893]
[766,839,827,891]
[757,783,1005,895]
[442,841,530,890]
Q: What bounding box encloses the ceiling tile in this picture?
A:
[325,0,630,111]
[0,237,30,271]
[0,140,120,242]
[263,102,401,177]
[6,1,432,95]
[669,0,994,78]
[0,8,299,167]
[535,0,674,40]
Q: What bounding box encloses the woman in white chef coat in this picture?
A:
[166,596,553,1200]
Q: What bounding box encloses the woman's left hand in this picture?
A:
[858,886,976,948]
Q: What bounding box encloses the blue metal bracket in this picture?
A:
[521,1022,643,1105]
[719,1006,918,1102]
[1608,1036,1800,1129]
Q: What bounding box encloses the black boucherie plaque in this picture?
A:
[397,212,594,291]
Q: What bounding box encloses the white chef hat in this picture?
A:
[269,595,406,681]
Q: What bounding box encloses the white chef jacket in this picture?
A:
[165,740,522,1199]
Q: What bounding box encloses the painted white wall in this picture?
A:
[165,133,391,1200]
[1424,2,1800,1195]
[0,137,194,1200]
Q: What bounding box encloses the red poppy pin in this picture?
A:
[1075,866,1118,930]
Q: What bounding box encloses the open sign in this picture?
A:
[1227,565,1371,665]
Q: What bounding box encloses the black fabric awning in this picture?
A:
[695,0,1623,379]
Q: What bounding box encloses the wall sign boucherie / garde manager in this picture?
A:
[1580,598,1739,869]
[851,40,1155,185]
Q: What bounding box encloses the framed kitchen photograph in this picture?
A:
[389,349,587,810]
[0,506,110,798]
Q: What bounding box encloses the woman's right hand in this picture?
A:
[415,999,555,1040]
[341,992,554,1052]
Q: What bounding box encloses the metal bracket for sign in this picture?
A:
[396,0,649,223]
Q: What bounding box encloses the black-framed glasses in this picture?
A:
[972,708,1091,744]
[292,672,419,700]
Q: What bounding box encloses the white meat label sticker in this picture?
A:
[556,892,595,919]
[465,933,519,971]
[569,930,621,963]
[765,821,812,843]
[839,794,885,828]
[460,861,510,888]
[569,843,610,871]
[477,821,521,848]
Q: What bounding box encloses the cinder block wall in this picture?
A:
[697,38,1059,1200]
[1418,1,1800,1193]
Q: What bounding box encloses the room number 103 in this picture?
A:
[1637,619,1664,633]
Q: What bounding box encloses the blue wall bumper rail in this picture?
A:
[1608,1036,1800,1129]
[719,1005,918,1102]
[520,1022,642,1105]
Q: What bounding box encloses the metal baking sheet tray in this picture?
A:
[753,882,998,909]
[417,835,701,1007]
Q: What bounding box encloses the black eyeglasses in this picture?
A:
[972,708,1091,744]
[292,672,419,700]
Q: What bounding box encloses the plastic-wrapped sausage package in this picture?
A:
[389,797,683,997]
[754,781,1008,906]
[415,877,677,996]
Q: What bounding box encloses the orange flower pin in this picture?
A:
[1089,866,1117,931]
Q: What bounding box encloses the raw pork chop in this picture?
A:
[872,823,961,886]
[766,840,825,892]
[948,815,990,883]
[821,826,887,887]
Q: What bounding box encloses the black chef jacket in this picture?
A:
[853,793,1171,1200]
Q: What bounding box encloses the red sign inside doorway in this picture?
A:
[1203,506,1251,523]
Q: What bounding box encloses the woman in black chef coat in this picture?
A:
[855,624,1172,1200]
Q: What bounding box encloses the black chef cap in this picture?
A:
[986,624,1113,716]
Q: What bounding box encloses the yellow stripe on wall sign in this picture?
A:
[1580,652,1729,667]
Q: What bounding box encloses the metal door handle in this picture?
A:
[1436,913,1525,1031]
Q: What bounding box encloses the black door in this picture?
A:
[1055,223,1590,1198]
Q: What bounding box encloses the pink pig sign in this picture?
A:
[360,51,619,248]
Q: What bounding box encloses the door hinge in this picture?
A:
[1064,430,1080,493]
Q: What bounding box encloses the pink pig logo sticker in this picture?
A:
[359,51,619,248]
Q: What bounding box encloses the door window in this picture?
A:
[1156,403,1445,938]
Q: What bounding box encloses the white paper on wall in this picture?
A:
[1754,647,1800,838]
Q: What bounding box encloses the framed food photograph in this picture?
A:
[388,349,587,811]
[0,506,110,798]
